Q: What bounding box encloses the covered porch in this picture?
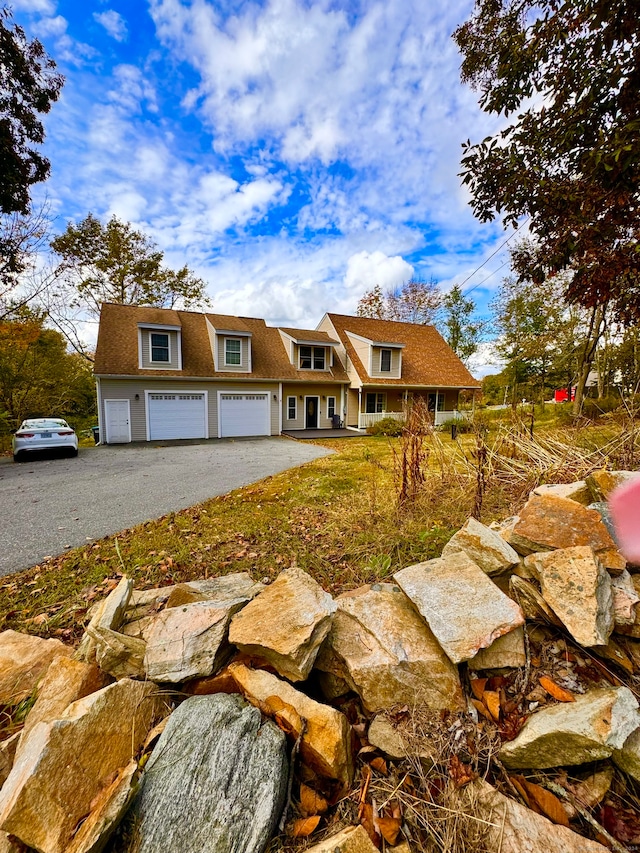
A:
[352,387,469,430]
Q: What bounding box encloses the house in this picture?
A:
[93,303,480,443]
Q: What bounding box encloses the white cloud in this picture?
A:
[344,251,413,293]
[94,10,128,42]
[10,0,56,14]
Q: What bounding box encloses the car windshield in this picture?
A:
[20,419,70,429]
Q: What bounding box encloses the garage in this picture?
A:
[219,393,270,438]
[147,392,207,440]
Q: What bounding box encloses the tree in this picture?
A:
[492,274,563,407]
[0,7,63,216]
[454,1,640,322]
[49,214,210,357]
[0,203,54,319]
[0,315,95,430]
[441,284,483,363]
[357,278,441,324]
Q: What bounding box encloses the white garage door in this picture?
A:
[148,393,207,440]
[219,393,270,437]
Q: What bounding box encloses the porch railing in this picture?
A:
[358,409,465,430]
[358,411,405,430]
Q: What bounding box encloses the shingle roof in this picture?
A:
[279,328,340,344]
[324,313,480,388]
[94,303,350,383]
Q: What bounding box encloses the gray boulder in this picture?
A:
[130,694,288,853]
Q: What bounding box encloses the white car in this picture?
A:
[13,418,79,462]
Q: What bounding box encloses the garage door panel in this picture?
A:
[148,393,207,440]
[219,393,269,438]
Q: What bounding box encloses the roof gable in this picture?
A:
[324,313,479,388]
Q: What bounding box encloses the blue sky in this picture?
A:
[12,0,517,371]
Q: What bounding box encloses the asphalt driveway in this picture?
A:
[0,438,333,577]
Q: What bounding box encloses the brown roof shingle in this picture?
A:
[94,304,350,383]
[324,313,480,388]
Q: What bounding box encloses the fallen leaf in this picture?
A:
[470,677,488,701]
[377,816,401,845]
[290,816,321,837]
[483,690,501,722]
[300,784,328,816]
[470,698,492,722]
[539,676,576,703]
[360,802,379,845]
[449,754,477,788]
[370,757,388,775]
[523,781,570,827]
[509,775,531,808]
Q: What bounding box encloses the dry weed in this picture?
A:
[367,708,501,853]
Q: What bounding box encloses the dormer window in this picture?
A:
[300,346,325,370]
[380,349,392,372]
[151,332,170,363]
[225,338,242,366]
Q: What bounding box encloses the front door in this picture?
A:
[104,399,131,443]
[305,396,319,428]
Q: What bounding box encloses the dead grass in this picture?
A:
[0,413,636,642]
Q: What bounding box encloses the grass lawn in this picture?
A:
[0,407,636,643]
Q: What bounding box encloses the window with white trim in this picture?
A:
[225,338,241,366]
[380,348,392,372]
[150,332,169,363]
[365,392,386,413]
[299,346,325,370]
[287,397,297,420]
[327,397,336,418]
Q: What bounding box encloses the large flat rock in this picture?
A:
[499,687,640,769]
[0,631,71,706]
[476,781,609,853]
[229,566,336,681]
[532,481,592,505]
[229,662,353,785]
[315,583,463,713]
[303,825,378,852]
[19,657,109,747]
[524,546,614,647]
[506,493,625,572]
[394,553,524,663]
[130,694,288,853]
[144,596,249,683]
[441,517,520,576]
[0,678,162,853]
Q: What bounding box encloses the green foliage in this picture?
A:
[0,316,95,432]
[0,7,63,216]
[454,0,640,321]
[438,417,473,434]
[366,416,404,436]
[50,214,210,319]
[581,395,622,420]
[441,284,483,363]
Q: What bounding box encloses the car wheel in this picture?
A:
[70,448,78,457]
[13,452,23,463]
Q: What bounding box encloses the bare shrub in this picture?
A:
[392,397,432,506]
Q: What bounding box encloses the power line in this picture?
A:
[459,217,530,296]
